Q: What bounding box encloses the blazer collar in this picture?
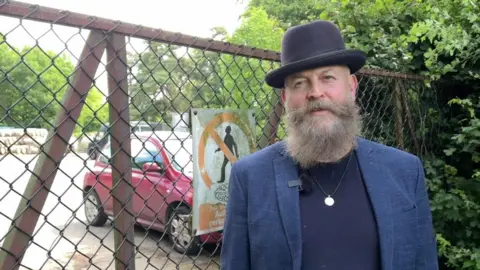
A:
[355,137,394,270]
[273,144,301,269]
[272,137,395,270]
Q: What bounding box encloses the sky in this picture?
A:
[1,0,249,49]
[0,0,249,97]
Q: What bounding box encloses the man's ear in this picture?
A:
[349,75,358,101]
[280,88,286,104]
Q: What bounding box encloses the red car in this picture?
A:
[82,131,222,254]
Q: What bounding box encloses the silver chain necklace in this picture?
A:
[306,151,353,206]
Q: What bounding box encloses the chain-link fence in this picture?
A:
[0,1,439,269]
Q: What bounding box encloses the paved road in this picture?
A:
[0,153,220,270]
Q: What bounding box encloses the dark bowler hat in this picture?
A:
[265,20,367,88]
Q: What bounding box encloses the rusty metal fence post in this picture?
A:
[258,90,283,148]
[0,30,106,269]
[0,1,438,269]
[106,32,136,270]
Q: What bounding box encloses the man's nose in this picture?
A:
[307,81,326,99]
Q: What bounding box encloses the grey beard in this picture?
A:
[283,100,362,168]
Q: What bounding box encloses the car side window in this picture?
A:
[131,139,163,170]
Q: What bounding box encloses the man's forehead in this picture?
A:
[287,65,346,79]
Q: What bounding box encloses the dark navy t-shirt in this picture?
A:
[299,151,381,270]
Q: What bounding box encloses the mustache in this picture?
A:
[286,99,354,119]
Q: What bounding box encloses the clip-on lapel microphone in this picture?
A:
[288,173,312,193]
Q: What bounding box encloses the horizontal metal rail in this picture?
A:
[0,0,427,80]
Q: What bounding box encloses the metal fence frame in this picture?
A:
[0,1,430,269]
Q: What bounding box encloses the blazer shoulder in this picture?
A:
[360,138,423,193]
[233,142,284,171]
[360,137,420,163]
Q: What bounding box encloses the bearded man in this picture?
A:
[220,20,439,270]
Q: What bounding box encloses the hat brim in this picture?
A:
[265,49,367,88]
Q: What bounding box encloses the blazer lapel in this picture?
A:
[273,144,302,270]
[355,138,394,270]
[270,139,396,270]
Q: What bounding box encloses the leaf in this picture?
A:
[463,260,475,268]
[444,148,456,156]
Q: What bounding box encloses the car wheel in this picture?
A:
[84,188,108,227]
[167,205,201,255]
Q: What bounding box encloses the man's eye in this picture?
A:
[294,81,304,87]
[324,75,335,80]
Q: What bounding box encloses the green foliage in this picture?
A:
[221,7,284,142]
[227,7,284,51]
[407,0,480,81]
[128,42,232,125]
[128,6,284,142]
[0,37,108,138]
[73,87,109,138]
[0,0,477,268]
[249,0,425,72]
[0,43,74,128]
[249,0,480,82]
[247,0,324,28]
[424,96,480,269]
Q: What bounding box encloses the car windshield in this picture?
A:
[163,137,193,177]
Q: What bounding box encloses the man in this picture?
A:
[220,20,438,270]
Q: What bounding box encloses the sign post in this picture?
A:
[191,108,257,236]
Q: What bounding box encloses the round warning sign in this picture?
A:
[197,112,256,189]
[191,109,257,235]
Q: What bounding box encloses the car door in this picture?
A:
[130,138,169,229]
[94,144,114,214]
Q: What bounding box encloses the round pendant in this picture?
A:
[324,196,335,206]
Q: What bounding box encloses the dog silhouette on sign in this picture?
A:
[215,125,238,183]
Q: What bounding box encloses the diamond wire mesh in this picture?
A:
[0,4,439,270]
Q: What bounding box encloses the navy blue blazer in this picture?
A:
[220,137,439,270]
